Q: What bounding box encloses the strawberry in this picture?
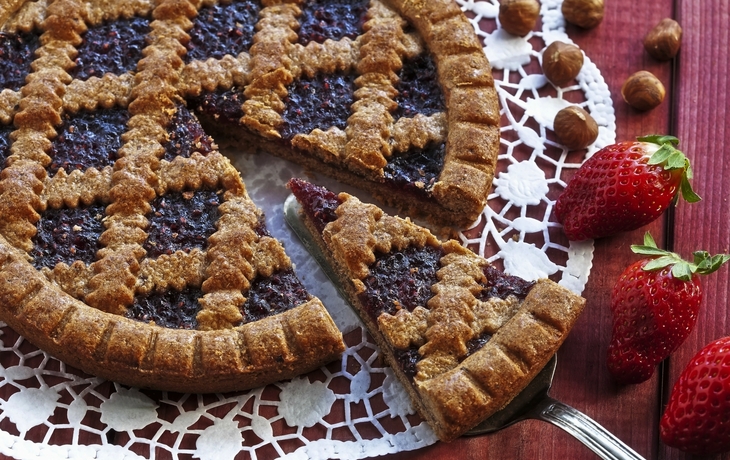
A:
[555,135,700,241]
[607,232,730,385]
[660,336,730,454]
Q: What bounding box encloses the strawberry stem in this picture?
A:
[632,232,730,280]
[637,135,701,204]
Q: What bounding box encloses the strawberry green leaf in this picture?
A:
[671,261,694,281]
[681,175,702,203]
[632,233,730,279]
[695,252,730,275]
[693,251,710,266]
[638,134,679,146]
[640,135,701,204]
[643,232,658,248]
[632,245,669,257]
[643,254,685,273]
[647,142,686,171]
[631,232,668,256]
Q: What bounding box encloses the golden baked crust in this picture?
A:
[0,0,349,393]
[292,184,585,441]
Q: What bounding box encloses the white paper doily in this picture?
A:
[0,1,615,459]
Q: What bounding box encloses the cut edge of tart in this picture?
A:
[287,178,586,442]
[194,0,500,228]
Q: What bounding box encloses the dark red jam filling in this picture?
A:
[30,203,106,269]
[0,31,40,91]
[70,16,150,80]
[359,245,444,320]
[0,123,12,166]
[394,331,494,380]
[190,88,245,126]
[383,142,445,197]
[393,348,420,380]
[287,178,342,233]
[393,52,445,119]
[242,268,311,323]
[280,71,356,141]
[466,331,492,356]
[127,269,309,329]
[163,105,215,161]
[253,215,270,238]
[364,238,534,383]
[185,0,260,63]
[143,189,221,258]
[296,0,369,45]
[127,285,202,329]
[477,264,535,301]
[48,107,129,174]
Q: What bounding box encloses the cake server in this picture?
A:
[284,194,644,460]
[466,354,645,460]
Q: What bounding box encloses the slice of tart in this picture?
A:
[287,178,586,441]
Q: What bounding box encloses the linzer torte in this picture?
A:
[288,178,586,441]
[0,0,498,393]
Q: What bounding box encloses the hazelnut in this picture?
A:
[561,0,604,29]
[499,0,540,37]
[621,70,666,111]
[553,105,599,150]
[542,41,584,86]
[644,18,683,61]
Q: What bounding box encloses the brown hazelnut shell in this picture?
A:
[561,0,604,29]
[644,18,683,61]
[621,71,666,111]
[553,106,599,150]
[542,41,584,86]
[499,0,541,37]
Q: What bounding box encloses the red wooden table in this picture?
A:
[389,1,730,459]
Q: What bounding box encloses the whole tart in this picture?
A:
[288,178,586,442]
[0,0,497,391]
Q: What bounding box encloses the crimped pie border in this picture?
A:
[0,231,345,394]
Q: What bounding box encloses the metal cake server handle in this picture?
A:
[467,355,645,460]
[283,194,644,460]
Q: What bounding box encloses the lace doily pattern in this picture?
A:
[0,1,614,459]
[457,0,614,294]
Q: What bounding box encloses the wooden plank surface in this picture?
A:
[661,2,730,460]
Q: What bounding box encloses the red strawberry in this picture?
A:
[660,336,730,454]
[555,135,700,241]
[607,232,730,385]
